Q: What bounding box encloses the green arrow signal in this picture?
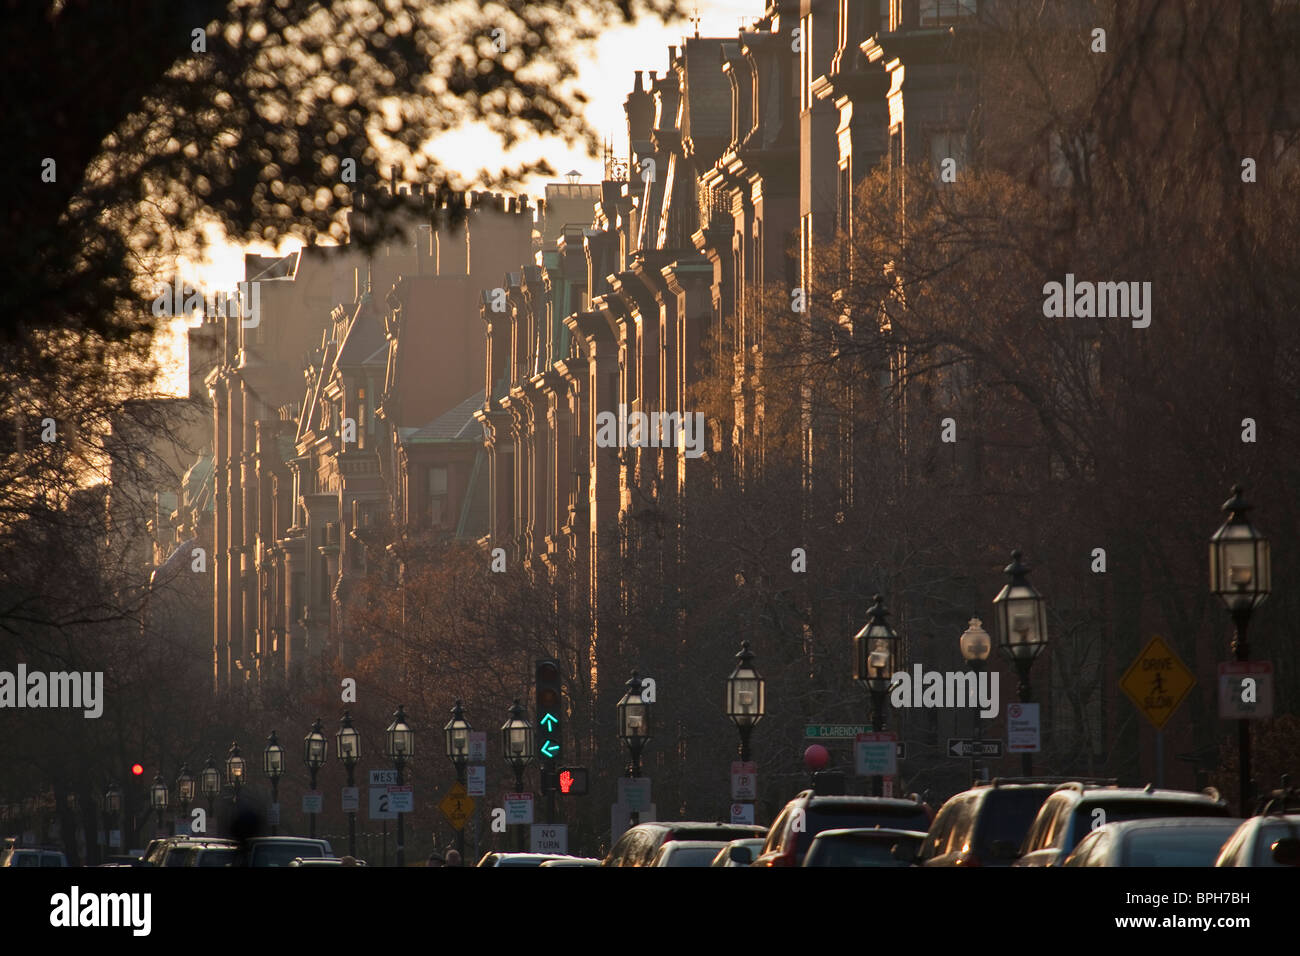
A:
[540,740,559,758]
[540,713,558,731]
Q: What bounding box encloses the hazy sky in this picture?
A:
[160,0,759,393]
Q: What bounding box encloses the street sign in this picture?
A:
[302,791,323,814]
[531,824,568,854]
[369,786,397,820]
[611,803,657,842]
[1218,661,1274,719]
[268,803,280,826]
[505,792,534,825]
[730,803,755,825]
[855,732,898,776]
[731,761,757,800]
[439,783,474,830]
[341,786,359,812]
[467,730,487,763]
[387,785,413,813]
[1007,702,1041,753]
[1121,635,1196,730]
[617,777,651,811]
[369,769,399,786]
[882,777,895,798]
[466,764,486,796]
[947,739,1003,758]
[805,724,871,738]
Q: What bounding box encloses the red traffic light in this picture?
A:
[131,763,144,776]
[559,770,573,793]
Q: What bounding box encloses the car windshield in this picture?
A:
[498,857,558,867]
[798,806,929,858]
[806,833,922,867]
[977,789,1052,854]
[667,827,760,843]
[664,846,725,866]
[1123,827,1240,866]
[252,843,325,866]
[13,853,40,867]
[198,849,236,867]
[1069,801,1225,850]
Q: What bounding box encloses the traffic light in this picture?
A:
[558,767,588,796]
[535,658,563,766]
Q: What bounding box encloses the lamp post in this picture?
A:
[444,700,471,860]
[337,712,360,857]
[726,641,766,761]
[176,765,195,835]
[226,742,245,812]
[993,550,1048,777]
[264,731,284,836]
[617,672,653,825]
[304,718,327,839]
[1210,485,1270,816]
[959,618,992,784]
[385,706,414,867]
[502,700,534,851]
[199,755,220,834]
[104,784,121,854]
[854,595,900,796]
[150,772,168,837]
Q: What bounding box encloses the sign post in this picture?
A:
[1121,636,1196,788]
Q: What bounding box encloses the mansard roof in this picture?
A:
[405,389,486,443]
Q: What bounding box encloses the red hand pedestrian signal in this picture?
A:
[560,770,573,794]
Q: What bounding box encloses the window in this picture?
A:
[920,0,976,26]
[428,466,448,526]
[930,130,968,182]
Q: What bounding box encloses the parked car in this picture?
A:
[603,822,767,867]
[1215,815,1300,867]
[160,839,238,867]
[803,827,926,867]
[710,838,767,868]
[921,778,1111,867]
[1014,783,1230,866]
[1062,817,1244,866]
[477,852,580,867]
[0,847,67,867]
[537,857,603,867]
[753,792,931,867]
[237,837,333,867]
[650,840,730,867]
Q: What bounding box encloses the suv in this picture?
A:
[921,778,1113,867]
[1015,783,1230,866]
[237,837,333,867]
[0,847,67,867]
[603,822,767,867]
[753,792,931,867]
[159,839,238,867]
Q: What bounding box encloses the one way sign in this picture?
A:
[948,739,1003,758]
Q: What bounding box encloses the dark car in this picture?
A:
[160,839,238,867]
[1063,818,1245,866]
[753,792,931,867]
[803,827,927,867]
[1015,783,1231,866]
[603,822,768,867]
[920,778,1111,867]
[236,837,333,867]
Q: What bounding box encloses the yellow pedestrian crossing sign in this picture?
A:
[439,781,474,831]
[1120,636,1195,730]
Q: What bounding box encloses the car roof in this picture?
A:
[1094,817,1244,834]
[1069,787,1225,804]
[792,791,924,809]
[661,840,729,849]
[811,827,927,840]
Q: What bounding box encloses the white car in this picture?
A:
[650,840,730,867]
[1214,813,1300,867]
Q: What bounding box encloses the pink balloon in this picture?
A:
[804,744,830,770]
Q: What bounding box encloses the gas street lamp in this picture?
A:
[443,701,471,861]
[502,699,534,852]
[337,712,361,857]
[993,550,1047,776]
[617,671,652,824]
[304,718,328,839]
[176,765,195,834]
[226,742,245,809]
[1210,485,1271,815]
[725,641,765,761]
[959,618,992,784]
[199,754,221,831]
[854,595,899,796]
[150,772,168,836]
[103,784,122,855]
[385,706,414,867]
[264,731,285,836]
